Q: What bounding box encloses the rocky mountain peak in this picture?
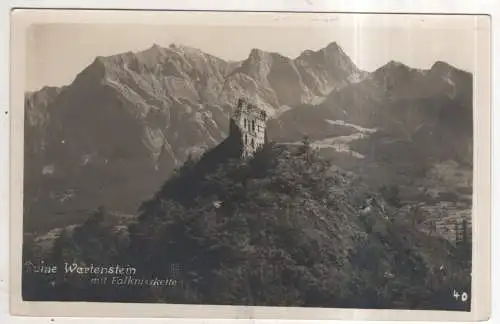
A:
[168,43,206,56]
[430,60,456,73]
[379,60,412,71]
[69,56,109,87]
[370,60,421,84]
[247,48,273,62]
[298,49,315,57]
[429,60,471,79]
[137,43,167,57]
[297,42,360,74]
[323,41,343,53]
[297,42,344,58]
[425,60,472,103]
[151,43,162,50]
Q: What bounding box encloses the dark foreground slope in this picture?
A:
[23,141,471,310]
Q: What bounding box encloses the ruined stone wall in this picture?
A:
[230,99,268,158]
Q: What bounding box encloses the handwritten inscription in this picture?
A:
[24,260,179,288]
[24,261,136,275]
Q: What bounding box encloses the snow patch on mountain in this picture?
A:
[309,96,328,106]
[324,119,377,133]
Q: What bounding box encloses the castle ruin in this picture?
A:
[229,98,268,159]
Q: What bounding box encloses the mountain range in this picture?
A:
[24,42,473,233]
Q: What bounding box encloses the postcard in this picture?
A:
[9,9,492,321]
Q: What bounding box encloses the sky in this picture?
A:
[25,13,487,91]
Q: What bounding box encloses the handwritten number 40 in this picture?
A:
[453,290,468,302]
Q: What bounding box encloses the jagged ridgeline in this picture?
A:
[23,138,471,310]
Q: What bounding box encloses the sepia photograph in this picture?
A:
[9,9,492,321]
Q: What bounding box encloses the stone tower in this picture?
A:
[230,98,268,159]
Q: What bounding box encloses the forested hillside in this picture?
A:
[23,140,471,310]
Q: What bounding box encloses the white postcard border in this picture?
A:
[8,9,492,322]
